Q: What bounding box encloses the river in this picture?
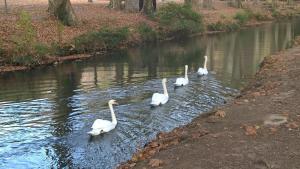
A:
[0,19,299,169]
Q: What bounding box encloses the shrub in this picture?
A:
[11,55,39,66]
[234,10,256,25]
[56,21,64,45]
[137,23,157,42]
[74,27,129,52]
[157,3,204,37]
[253,11,270,21]
[11,11,49,66]
[207,21,240,32]
[13,11,37,56]
[271,9,281,18]
[34,43,49,57]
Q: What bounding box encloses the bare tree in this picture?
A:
[48,0,77,26]
[287,0,293,5]
[109,0,123,10]
[272,0,278,8]
[203,0,213,9]
[142,0,155,15]
[4,0,8,13]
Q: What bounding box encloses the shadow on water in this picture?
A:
[0,19,300,168]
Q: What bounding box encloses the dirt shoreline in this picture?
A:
[118,39,300,169]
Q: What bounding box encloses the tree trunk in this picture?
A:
[48,0,77,26]
[142,0,155,15]
[184,0,192,6]
[203,0,212,9]
[236,0,242,8]
[272,0,278,8]
[125,0,139,12]
[287,0,293,5]
[4,0,8,13]
[109,0,123,10]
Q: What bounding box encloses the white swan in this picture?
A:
[150,78,169,106]
[88,100,118,136]
[197,55,208,76]
[174,65,189,87]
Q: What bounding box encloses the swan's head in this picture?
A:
[162,78,167,83]
[185,65,188,69]
[108,99,118,105]
[204,55,208,60]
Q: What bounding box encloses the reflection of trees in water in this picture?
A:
[48,65,83,168]
[0,70,57,101]
[202,21,296,88]
[47,143,73,168]
[52,65,82,137]
[89,20,297,88]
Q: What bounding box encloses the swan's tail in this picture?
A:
[87,129,101,136]
[150,102,159,108]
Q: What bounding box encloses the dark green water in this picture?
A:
[0,19,299,169]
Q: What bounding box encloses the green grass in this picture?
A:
[157,2,204,37]
[137,23,157,42]
[74,27,129,52]
[207,21,240,32]
[10,11,49,66]
[234,10,253,25]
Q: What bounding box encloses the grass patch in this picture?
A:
[207,21,240,32]
[234,10,253,25]
[74,27,129,52]
[10,11,49,66]
[137,23,157,42]
[157,2,204,37]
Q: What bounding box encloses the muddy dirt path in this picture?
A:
[120,42,300,169]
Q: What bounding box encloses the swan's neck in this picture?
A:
[184,66,188,79]
[163,81,168,96]
[109,103,117,124]
[203,57,207,69]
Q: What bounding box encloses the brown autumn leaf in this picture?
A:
[269,127,277,134]
[148,159,163,167]
[131,154,139,162]
[243,125,257,136]
[251,92,261,97]
[281,112,289,117]
[215,110,226,118]
[285,122,299,129]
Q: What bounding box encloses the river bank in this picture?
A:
[118,37,300,168]
[1,1,300,74]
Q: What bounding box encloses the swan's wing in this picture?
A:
[197,68,208,75]
[160,95,169,104]
[91,119,115,132]
[151,93,165,105]
[174,77,185,86]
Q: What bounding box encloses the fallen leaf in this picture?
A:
[129,163,136,167]
[148,159,163,167]
[149,141,159,148]
[270,127,277,133]
[244,125,257,136]
[131,155,139,162]
[215,110,226,118]
[251,92,261,97]
[282,112,289,116]
[285,122,299,129]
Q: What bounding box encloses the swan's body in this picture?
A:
[88,100,118,136]
[150,78,169,106]
[197,55,208,76]
[174,65,189,87]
